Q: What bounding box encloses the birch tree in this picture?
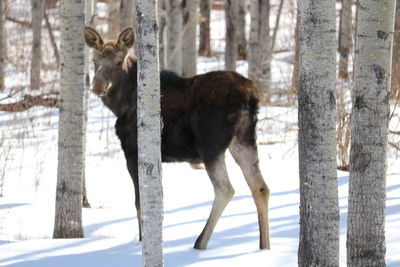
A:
[297,0,339,265]
[30,0,45,90]
[347,1,395,266]
[338,0,353,80]
[136,0,163,265]
[0,0,5,91]
[391,0,400,100]
[165,0,182,75]
[248,0,271,104]
[224,0,238,71]
[199,0,211,57]
[53,0,86,238]
[108,0,121,37]
[182,0,197,77]
[158,0,166,69]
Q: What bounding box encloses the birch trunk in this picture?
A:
[199,0,211,57]
[248,0,271,104]
[165,0,182,75]
[30,0,45,90]
[347,1,395,266]
[297,0,339,265]
[338,0,353,80]
[136,0,163,265]
[224,0,237,71]
[0,0,5,91]
[82,0,95,209]
[182,0,197,77]
[53,0,85,238]
[158,0,166,69]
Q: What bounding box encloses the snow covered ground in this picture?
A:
[0,94,399,266]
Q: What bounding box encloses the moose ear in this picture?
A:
[117,28,135,49]
[84,27,104,49]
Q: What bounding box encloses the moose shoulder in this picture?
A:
[84,26,270,250]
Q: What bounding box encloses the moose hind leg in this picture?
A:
[194,153,235,250]
[229,137,270,249]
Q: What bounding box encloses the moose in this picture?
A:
[84,27,270,250]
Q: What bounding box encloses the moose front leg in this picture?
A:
[127,155,142,241]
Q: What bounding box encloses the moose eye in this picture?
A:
[116,61,123,66]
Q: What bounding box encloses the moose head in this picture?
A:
[84,27,135,96]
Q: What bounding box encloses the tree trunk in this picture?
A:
[182,0,197,77]
[199,0,211,57]
[248,0,271,104]
[165,0,182,75]
[121,0,136,30]
[136,0,164,265]
[108,0,121,38]
[224,0,238,71]
[158,0,166,69]
[237,0,246,60]
[297,0,339,266]
[390,0,400,100]
[30,0,45,90]
[338,0,352,80]
[82,0,95,209]
[0,0,5,91]
[53,0,86,238]
[347,1,395,266]
[290,12,299,104]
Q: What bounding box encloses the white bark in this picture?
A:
[182,0,197,77]
[53,0,86,238]
[248,0,271,104]
[165,0,182,74]
[136,0,163,266]
[297,0,339,266]
[347,1,395,266]
[0,0,5,90]
[30,0,45,90]
[158,0,166,69]
[224,0,237,71]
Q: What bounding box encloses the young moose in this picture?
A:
[84,27,270,250]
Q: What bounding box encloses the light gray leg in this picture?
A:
[194,153,235,250]
[229,137,270,249]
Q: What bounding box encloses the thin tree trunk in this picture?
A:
[165,0,182,75]
[121,0,135,30]
[297,0,339,266]
[136,0,163,265]
[391,0,400,100]
[347,1,395,266]
[30,0,45,90]
[237,0,246,60]
[290,12,299,104]
[224,0,238,71]
[182,0,197,77]
[44,10,60,67]
[53,0,86,238]
[82,0,95,209]
[338,0,352,80]
[158,0,166,69]
[199,0,211,57]
[271,0,284,52]
[108,0,121,38]
[248,0,271,104]
[0,0,5,91]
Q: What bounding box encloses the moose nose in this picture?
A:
[92,66,112,96]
